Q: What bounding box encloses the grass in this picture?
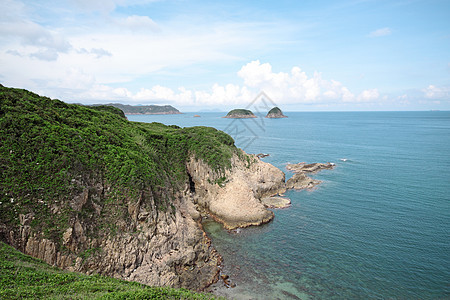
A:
[0,84,240,253]
[0,241,221,299]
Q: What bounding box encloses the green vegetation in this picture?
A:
[0,241,220,299]
[267,107,282,114]
[266,107,286,118]
[95,103,181,115]
[0,84,238,247]
[225,109,256,118]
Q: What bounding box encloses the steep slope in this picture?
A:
[0,85,237,290]
[0,85,292,292]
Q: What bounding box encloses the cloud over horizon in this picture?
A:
[41,60,388,110]
[0,0,449,111]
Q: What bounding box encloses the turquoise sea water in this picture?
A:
[128,112,450,299]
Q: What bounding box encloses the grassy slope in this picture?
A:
[0,241,220,300]
[0,84,237,250]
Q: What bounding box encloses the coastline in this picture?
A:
[125,112,182,115]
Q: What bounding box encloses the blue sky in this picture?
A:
[1,0,449,111]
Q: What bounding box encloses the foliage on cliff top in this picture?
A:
[225,109,255,117]
[0,241,221,300]
[0,85,237,241]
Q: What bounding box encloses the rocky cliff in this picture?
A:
[186,152,286,230]
[0,85,231,291]
[0,85,334,293]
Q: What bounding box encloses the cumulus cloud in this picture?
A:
[357,88,379,102]
[369,27,392,37]
[236,60,357,104]
[61,60,384,108]
[423,85,450,100]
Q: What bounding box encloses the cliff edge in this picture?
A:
[0,85,333,293]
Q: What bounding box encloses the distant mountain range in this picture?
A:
[93,103,181,115]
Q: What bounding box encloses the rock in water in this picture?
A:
[261,196,291,208]
[266,107,287,118]
[223,109,257,118]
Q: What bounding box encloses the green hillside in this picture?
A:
[0,84,237,249]
[0,241,220,299]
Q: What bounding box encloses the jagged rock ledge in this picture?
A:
[187,153,335,230]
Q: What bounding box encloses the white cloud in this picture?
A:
[77,47,112,58]
[357,88,379,102]
[115,15,160,33]
[71,0,117,12]
[56,60,384,108]
[71,0,161,13]
[237,60,357,104]
[369,27,392,37]
[30,48,59,61]
[423,85,450,100]
[0,2,72,61]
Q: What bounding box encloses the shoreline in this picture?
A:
[198,159,336,291]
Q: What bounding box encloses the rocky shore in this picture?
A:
[188,153,335,230]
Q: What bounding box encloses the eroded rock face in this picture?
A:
[186,152,286,230]
[5,183,221,292]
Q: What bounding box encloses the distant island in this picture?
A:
[93,103,181,115]
[266,107,287,118]
[224,109,257,118]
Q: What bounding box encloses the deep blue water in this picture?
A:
[128,112,450,299]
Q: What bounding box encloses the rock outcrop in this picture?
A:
[223,109,257,119]
[266,107,287,118]
[186,152,286,230]
[261,196,291,208]
[286,162,335,190]
[3,181,221,292]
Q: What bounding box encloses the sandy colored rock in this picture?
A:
[261,196,291,208]
[186,151,286,230]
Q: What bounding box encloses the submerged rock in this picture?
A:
[285,162,335,190]
[286,162,335,173]
[261,196,291,208]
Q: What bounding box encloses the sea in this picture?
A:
[127,111,450,299]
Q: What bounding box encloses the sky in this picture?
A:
[1,0,449,111]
